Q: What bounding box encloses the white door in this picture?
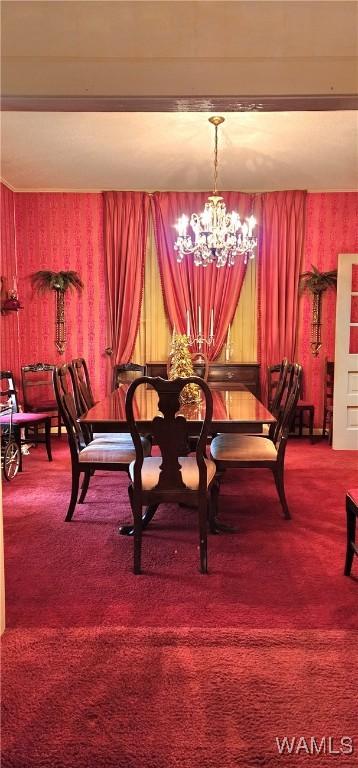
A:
[333,253,358,450]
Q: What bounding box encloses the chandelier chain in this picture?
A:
[213,124,218,194]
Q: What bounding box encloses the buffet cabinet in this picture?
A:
[145,362,261,398]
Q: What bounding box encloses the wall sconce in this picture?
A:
[1,276,23,314]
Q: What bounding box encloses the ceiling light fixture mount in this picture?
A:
[174,116,257,268]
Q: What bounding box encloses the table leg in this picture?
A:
[118,504,159,536]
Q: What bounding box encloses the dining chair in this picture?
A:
[21,362,62,436]
[53,364,151,521]
[268,360,314,440]
[112,362,145,391]
[125,375,216,574]
[71,356,141,445]
[322,358,334,444]
[0,370,52,472]
[344,489,358,577]
[211,363,302,519]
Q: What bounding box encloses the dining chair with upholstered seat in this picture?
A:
[21,362,62,436]
[0,370,52,472]
[71,356,143,445]
[125,375,216,574]
[211,363,302,520]
[53,364,151,522]
[268,360,314,440]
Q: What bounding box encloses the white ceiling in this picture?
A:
[1,110,357,192]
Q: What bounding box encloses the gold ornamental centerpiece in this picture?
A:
[168,333,201,404]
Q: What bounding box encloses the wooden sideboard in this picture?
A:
[145,362,261,398]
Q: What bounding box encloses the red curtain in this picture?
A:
[258,190,307,402]
[103,192,149,365]
[152,191,253,360]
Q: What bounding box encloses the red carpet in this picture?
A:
[2,439,358,767]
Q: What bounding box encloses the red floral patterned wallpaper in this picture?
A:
[1,187,109,400]
[297,192,358,427]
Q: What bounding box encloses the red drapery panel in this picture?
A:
[103,192,149,365]
[152,191,252,360]
[258,190,307,401]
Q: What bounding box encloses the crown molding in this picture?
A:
[1,94,358,112]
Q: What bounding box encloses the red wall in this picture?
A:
[1,189,109,400]
[297,192,358,426]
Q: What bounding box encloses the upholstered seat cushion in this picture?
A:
[79,436,151,465]
[93,431,134,441]
[129,456,216,491]
[0,412,50,425]
[211,434,277,462]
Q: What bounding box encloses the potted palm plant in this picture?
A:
[31,270,84,354]
[299,265,337,356]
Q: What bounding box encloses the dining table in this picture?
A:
[78,383,275,534]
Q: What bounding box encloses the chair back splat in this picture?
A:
[71,357,95,414]
[53,365,86,460]
[21,362,62,435]
[125,375,216,574]
[274,363,302,450]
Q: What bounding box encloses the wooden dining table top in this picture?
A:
[79,384,275,434]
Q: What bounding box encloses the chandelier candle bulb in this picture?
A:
[198,306,202,335]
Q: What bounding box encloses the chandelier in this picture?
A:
[174,116,257,268]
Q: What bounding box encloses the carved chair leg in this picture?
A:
[344,500,356,576]
[328,413,333,446]
[129,488,142,574]
[322,409,327,438]
[14,426,22,472]
[57,409,62,438]
[45,418,52,461]
[66,468,80,521]
[208,482,220,534]
[273,466,291,520]
[78,469,91,504]
[198,498,208,574]
[309,408,314,443]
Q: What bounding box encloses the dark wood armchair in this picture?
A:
[268,360,314,441]
[125,375,216,574]
[211,364,302,520]
[0,370,52,472]
[21,362,62,436]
